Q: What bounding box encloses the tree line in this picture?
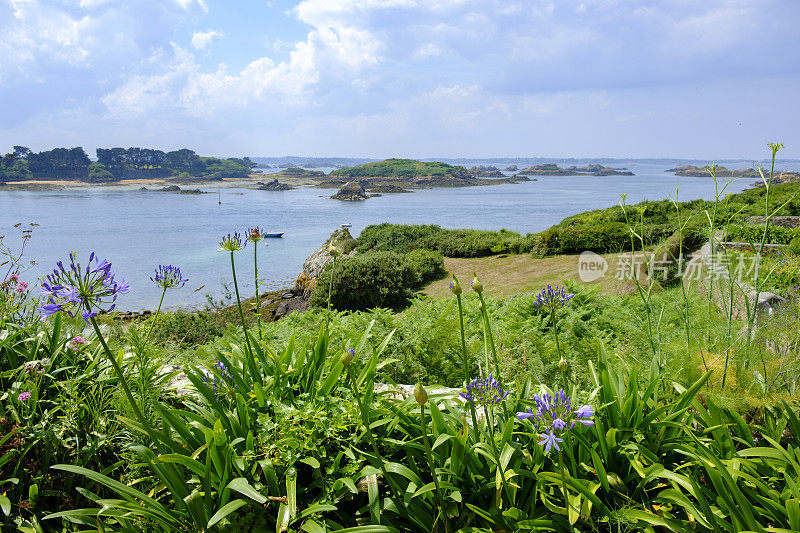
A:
[0,146,256,183]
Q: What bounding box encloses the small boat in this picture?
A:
[263,232,283,238]
[340,223,352,228]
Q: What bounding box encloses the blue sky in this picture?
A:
[1,0,799,159]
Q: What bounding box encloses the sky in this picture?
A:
[1,0,799,159]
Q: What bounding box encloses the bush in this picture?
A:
[309,251,420,311]
[790,236,800,255]
[405,249,446,284]
[147,309,226,347]
[726,224,799,245]
[357,223,536,258]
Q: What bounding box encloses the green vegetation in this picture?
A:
[0,146,252,182]
[329,158,471,179]
[4,144,800,531]
[357,223,538,257]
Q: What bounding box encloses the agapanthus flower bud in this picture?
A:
[341,347,354,366]
[248,226,264,242]
[559,356,569,372]
[471,273,483,293]
[478,300,484,311]
[449,276,462,295]
[328,245,340,258]
[414,382,428,405]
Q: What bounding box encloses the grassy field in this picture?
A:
[424,253,640,298]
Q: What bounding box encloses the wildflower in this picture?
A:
[533,285,574,310]
[470,273,483,293]
[449,276,462,295]
[414,382,428,405]
[219,232,246,252]
[150,265,188,289]
[68,336,86,351]
[17,391,31,401]
[248,226,264,242]
[39,253,129,323]
[460,374,509,407]
[15,281,28,292]
[516,388,594,453]
[328,244,340,257]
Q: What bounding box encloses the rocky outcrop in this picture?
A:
[257,178,294,191]
[504,165,518,171]
[469,166,503,177]
[299,228,357,280]
[518,163,633,176]
[745,215,800,228]
[367,184,411,193]
[332,181,369,200]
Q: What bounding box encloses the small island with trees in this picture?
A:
[0,146,255,186]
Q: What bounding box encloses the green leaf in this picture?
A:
[226,478,267,504]
[207,499,249,529]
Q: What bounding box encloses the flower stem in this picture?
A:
[477,293,502,389]
[456,292,468,386]
[419,402,444,512]
[89,317,160,449]
[254,241,261,340]
[325,256,336,332]
[230,252,256,381]
[558,448,573,519]
[550,307,562,360]
[144,286,167,344]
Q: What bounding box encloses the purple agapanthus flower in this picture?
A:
[460,374,510,407]
[517,388,594,454]
[203,360,236,398]
[533,285,574,310]
[38,252,129,323]
[151,265,188,289]
[538,429,564,453]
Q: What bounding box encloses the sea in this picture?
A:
[0,162,768,310]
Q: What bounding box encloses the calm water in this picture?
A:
[0,163,751,310]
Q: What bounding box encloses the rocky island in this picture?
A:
[667,165,800,184]
[318,159,528,195]
[331,181,378,201]
[469,165,503,177]
[516,163,633,176]
[256,178,294,191]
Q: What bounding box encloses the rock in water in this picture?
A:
[331,181,368,200]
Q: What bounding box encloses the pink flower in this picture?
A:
[15,281,28,292]
[9,274,19,283]
[68,336,86,350]
[17,392,31,401]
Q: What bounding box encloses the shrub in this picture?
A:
[405,249,446,284]
[357,223,535,258]
[309,251,420,311]
[726,223,799,245]
[790,236,800,255]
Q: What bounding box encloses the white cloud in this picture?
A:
[191,30,223,50]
